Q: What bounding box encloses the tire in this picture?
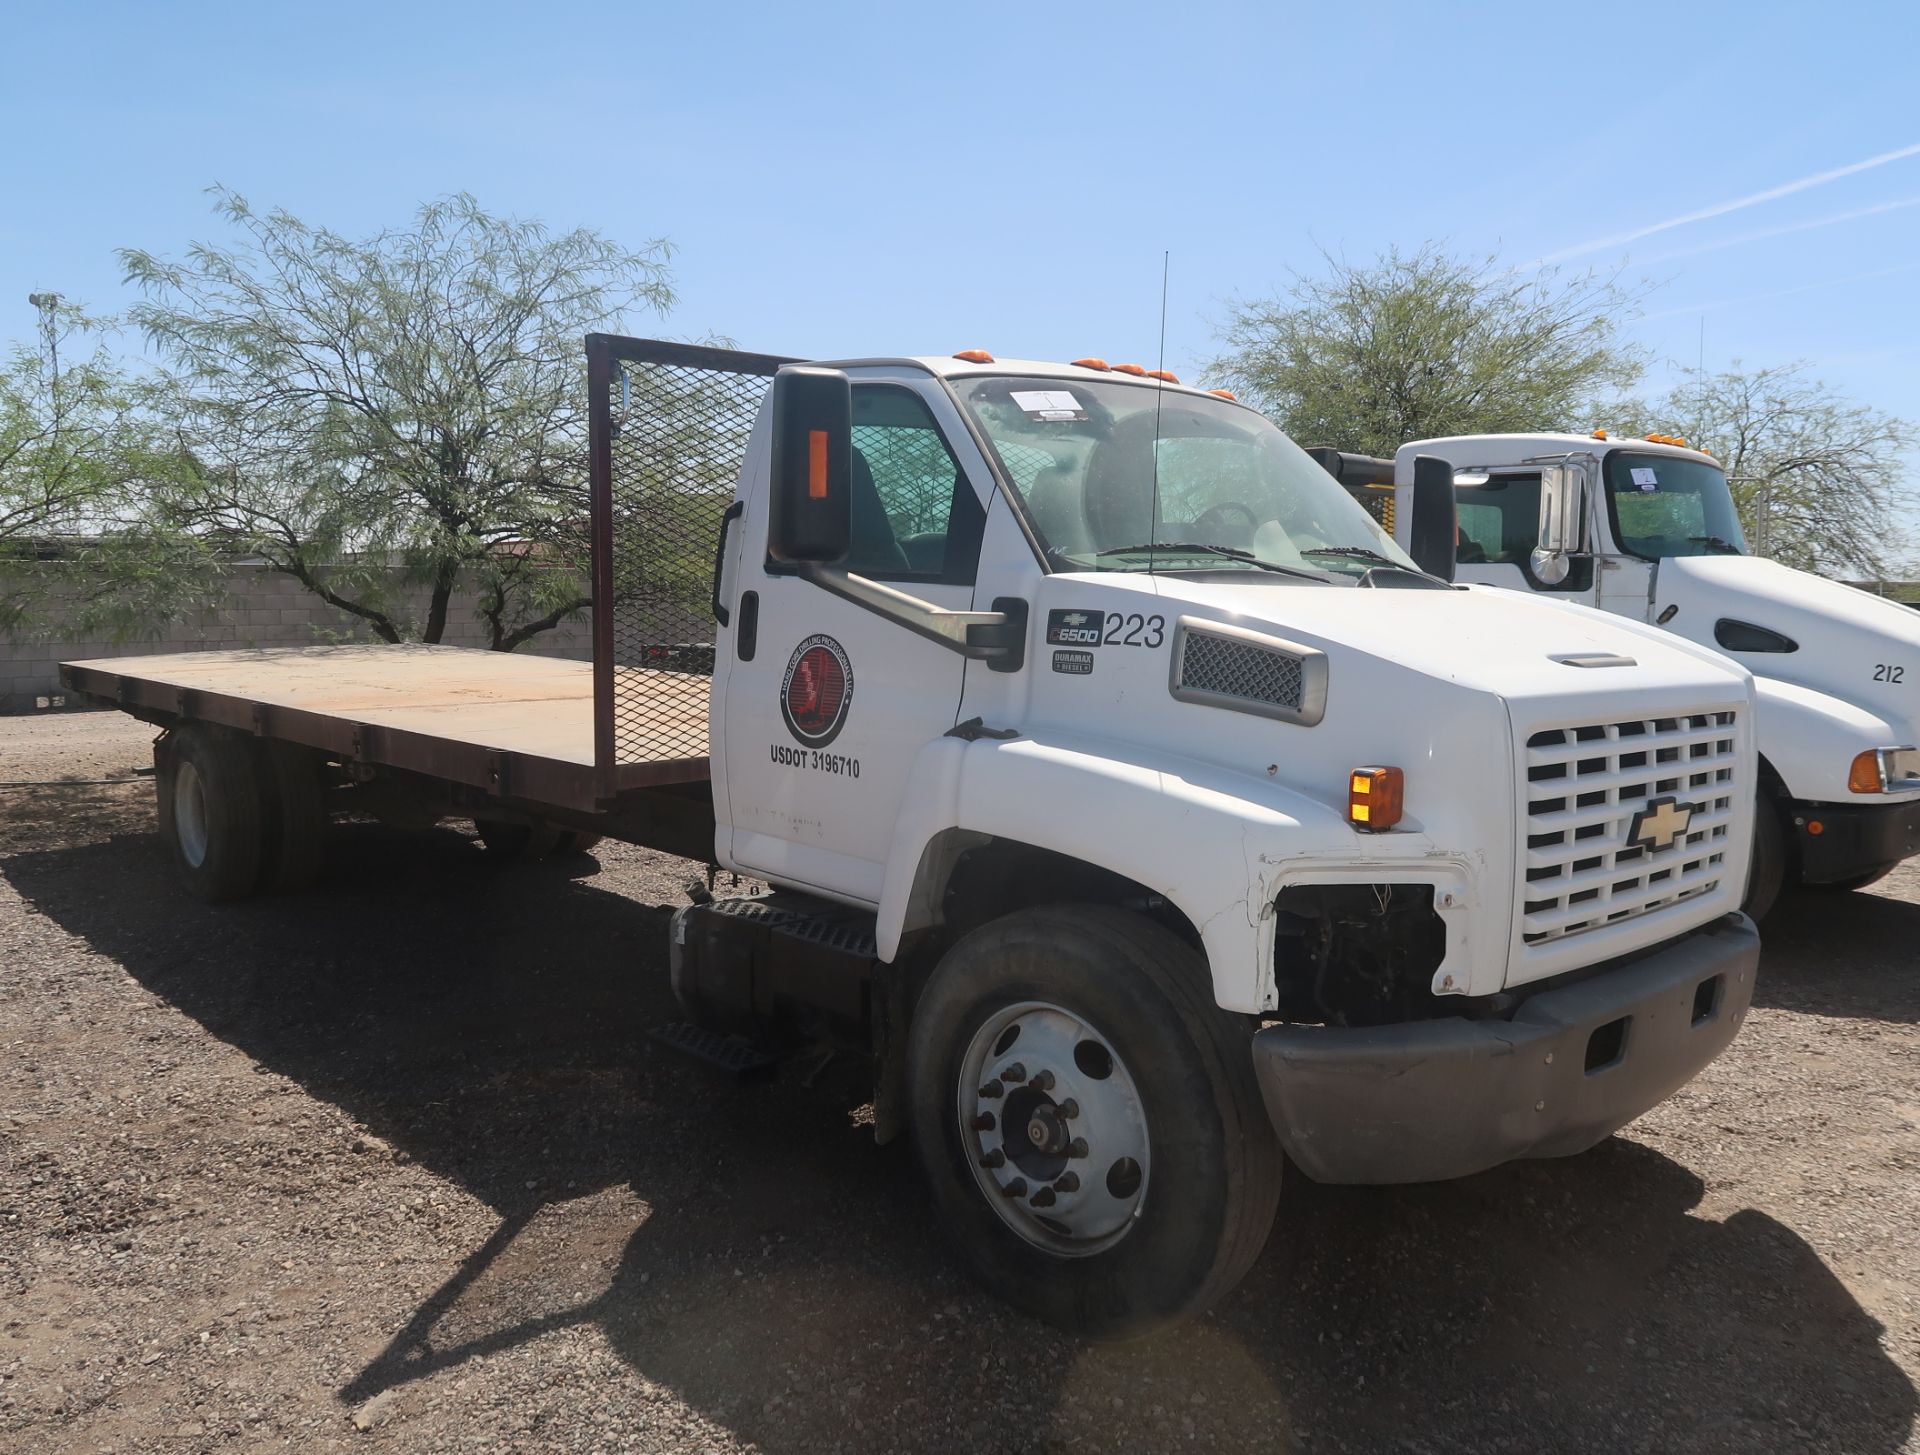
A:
[907,905,1281,1339]
[552,831,604,857]
[154,726,268,903]
[1743,798,1787,922]
[473,818,564,860]
[259,741,329,891]
[1811,862,1898,893]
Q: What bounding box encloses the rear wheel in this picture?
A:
[259,741,329,891]
[1743,799,1787,922]
[155,726,267,902]
[907,905,1280,1339]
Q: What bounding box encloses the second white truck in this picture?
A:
[1317,434,1920,916]
[65,340,1762,1336]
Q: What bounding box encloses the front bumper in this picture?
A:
[1791,797,1920,883]
[1251,913,1759,1184]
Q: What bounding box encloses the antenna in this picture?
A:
[1149,251,1169,564]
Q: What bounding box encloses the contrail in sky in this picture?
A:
[1640,258,1920,322]
[1637,196,1920,265]
[1529,142,1920,266]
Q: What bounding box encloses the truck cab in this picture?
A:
[1359,433,1920,914]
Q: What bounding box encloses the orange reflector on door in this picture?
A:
[808,429,829,499]
[1348,766,1404,831]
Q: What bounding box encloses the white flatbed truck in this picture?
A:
[65,337,1762,1336]
[1315,434,1920,918]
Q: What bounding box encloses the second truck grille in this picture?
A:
[1521,711,1739,948]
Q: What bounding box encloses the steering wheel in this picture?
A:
[1191,501,1260,545]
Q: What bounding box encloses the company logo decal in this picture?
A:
[781,634,854,748]
[1046,608,1104,646]
[1626,795,1696,852]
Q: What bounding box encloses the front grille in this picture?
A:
[1180,632,1304,711]
[1520,711,1739,948]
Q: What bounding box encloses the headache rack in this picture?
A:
[586,334,799,799]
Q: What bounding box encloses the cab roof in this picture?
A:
[806,353,1253,410]
[1394,432,1716,468]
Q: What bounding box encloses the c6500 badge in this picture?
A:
[781,634,854,748]
[1046,609,1103,646]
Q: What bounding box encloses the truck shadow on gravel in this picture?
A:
[1752,887,1920,1023]
[6,823,1915,1455]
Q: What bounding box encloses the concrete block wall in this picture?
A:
[1,563,592,713]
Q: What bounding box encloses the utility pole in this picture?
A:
[27,292,61,422]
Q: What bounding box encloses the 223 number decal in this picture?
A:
[1872,663,1906,684]
[1103,613,1166,648]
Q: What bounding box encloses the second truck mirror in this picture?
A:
[768,366,852,564]
[1408,455,1458,583]
[1530,463,1586,586]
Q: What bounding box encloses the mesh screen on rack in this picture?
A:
[601,348,778,766]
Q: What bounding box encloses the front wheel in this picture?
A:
[907,905,1280,1339]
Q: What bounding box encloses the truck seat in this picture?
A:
[848,447,911,574]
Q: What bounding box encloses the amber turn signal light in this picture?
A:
[1348,766,1404,831]
[1849,750,1885,794]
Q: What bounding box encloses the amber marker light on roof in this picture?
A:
[1112,363,1147,376]
[952,349,994,363]
[1348,766,1404,831]
[1146,369,1179,383]
[1209,389,1237,400]
[1591,429,1609,439]
[1072,357,1110,370]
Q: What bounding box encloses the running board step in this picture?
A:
[647,1021,780,1081]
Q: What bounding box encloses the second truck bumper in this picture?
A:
[1251,913,1760,1184]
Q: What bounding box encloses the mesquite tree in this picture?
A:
[123,189,674,647]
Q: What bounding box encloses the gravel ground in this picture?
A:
[1,710,1915,1455]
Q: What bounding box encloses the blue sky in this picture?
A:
[4,1,1917,458]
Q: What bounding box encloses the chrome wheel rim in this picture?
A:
[958,999,1150,1257]
[174,759,210,868]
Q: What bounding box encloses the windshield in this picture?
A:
[1604,451,1748,559]
[953,376,1417,580]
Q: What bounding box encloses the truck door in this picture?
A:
[1452,469,1596,602]
[713,376,989,904]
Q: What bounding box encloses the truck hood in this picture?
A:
[1148,575,1751,706]
[1656,554,1920,739]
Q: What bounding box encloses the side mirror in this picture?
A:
[1408,455,1457,583]
[1530,462,1587,586]
[768,366,852,564]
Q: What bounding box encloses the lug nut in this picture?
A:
[1068,1138,1089,1159]
[1002,1178,1027,1198]
[1028,1069,1055,1092]
[971,1112,996,1132]
[1030,1187,1057,1208]
[978,1082,1002,1099]
[1057,1098,1079,1119]
[1053,1172,1080,1193]
[1001,1063,1027,1084]
[980,1148,1005,1169]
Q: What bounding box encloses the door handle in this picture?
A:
[710,500,746,626]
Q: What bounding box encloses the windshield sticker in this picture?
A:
[1630,467,1660,491]
[1009,389,1088,423]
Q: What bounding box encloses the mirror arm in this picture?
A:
[799,563,1018,660]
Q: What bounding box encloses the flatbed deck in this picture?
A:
[61,644,710,812]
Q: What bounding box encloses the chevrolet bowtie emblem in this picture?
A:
[1062,612,1089,626]
[1627,796,1696,852]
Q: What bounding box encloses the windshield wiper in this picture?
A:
[1091,541,1329,581]
[1688,535,1744,554]
[1301,545,1449,585]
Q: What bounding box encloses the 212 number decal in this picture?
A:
[1103,613,1166,648]
[1872,663,1906,683]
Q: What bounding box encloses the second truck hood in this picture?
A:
[1145,574,1750,705]
[1656,554,1920,738]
